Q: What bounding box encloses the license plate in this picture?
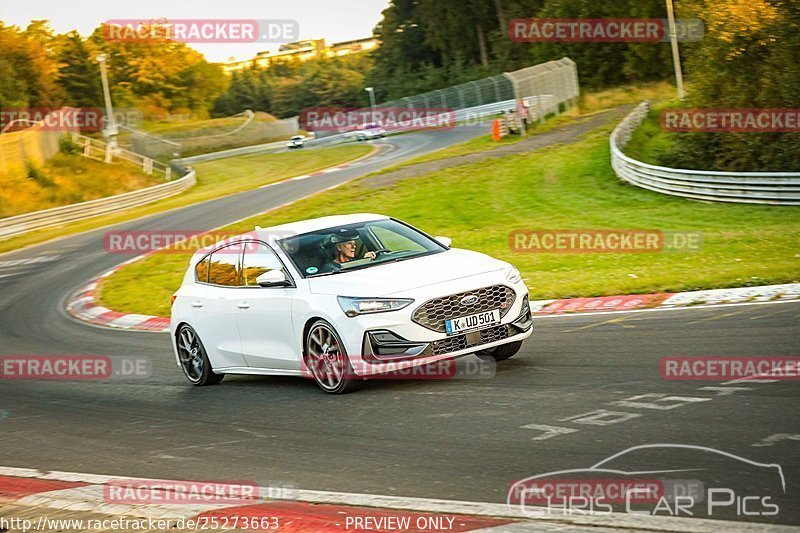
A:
[445,309,501,335]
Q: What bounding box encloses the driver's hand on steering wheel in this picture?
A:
[364,251,377,260]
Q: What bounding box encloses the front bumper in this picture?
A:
[326,273,533,377]
[362,296,532,360]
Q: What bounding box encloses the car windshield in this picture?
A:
[278,218,446,278]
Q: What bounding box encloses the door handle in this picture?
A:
[190,300,204,308]
[237,301,250,309]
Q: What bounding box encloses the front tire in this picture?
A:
[176,325,224,386]
[304,320,364,394]
[476,340,523,362]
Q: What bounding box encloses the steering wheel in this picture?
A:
[370,248,391,259]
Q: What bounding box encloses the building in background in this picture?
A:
[221,37,377,75]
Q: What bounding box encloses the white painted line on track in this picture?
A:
[0,255,60,269]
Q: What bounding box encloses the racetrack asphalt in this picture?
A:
[0,121,797,527]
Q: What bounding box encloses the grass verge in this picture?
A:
[0,144,371,255]
[99,117,800,318]
[0,153,162,218]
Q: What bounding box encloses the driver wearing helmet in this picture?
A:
[320,232,376,273]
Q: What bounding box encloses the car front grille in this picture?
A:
[424,324,510,356]
[411,284,516,332]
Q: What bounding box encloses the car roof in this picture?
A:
[187,214,390,262]
[257,213,390,237]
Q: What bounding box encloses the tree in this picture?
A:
[212,68,271,116]
[527,0,676,88]
[88,22,227,116]
[0,21,63,107]
[295,59,366,109]
[669,0,800,171]
[56,32,102,107]
[0,56,27,107]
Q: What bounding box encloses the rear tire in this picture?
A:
[176,325,224,386]
[304,320,364,394]
[476,341,523,362]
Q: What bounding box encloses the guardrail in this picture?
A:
[73,133,172,180]
[0,169,196,240]
[178,139,287,164]
[610,101,800,205]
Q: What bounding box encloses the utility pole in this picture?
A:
[365,87,377,123]
[96,53,118,161]
[665,0,685,100]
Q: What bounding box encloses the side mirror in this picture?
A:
[434,236,452,248]
[256,270,290,287]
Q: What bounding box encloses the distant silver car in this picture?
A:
[286,135,305,149]
[355,123,385,141]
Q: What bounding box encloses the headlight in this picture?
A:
[337,296,414,317]
[506,267,522,284]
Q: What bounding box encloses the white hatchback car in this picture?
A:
[170,214,533,393]
[285,135,305,149]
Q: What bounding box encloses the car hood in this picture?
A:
[307,248,510,296]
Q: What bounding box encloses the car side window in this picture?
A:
[207,244,241,287]
[240,242,285,287]
[371,226,427,252]
[195,255,210,283]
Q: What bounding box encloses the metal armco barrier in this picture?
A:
[0,169,196,240]
[611,101,800,205]
[177,140,287,164]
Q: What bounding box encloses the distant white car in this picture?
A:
[355,123,385,141]
[170,214,533,394]
[286,135,305,149]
